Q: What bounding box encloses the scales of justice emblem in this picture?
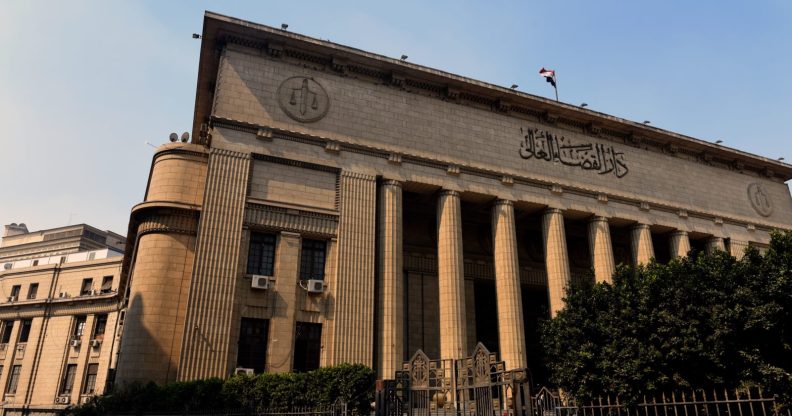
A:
[276,76,330,123]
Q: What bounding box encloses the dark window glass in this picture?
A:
[27,283,38,300]
[61,364,77,395]
[83,364,99,394]
[237,318,269,373]
[1,321,14,344]
[247,233,276,276]
[6,365,21,394]
[10,285,20,299]
[299,240,326,281]
[18,320,31,343]
[80,279,93,296]
[293,322,322,372]
[32,260,39,266]
[100,276,113,293]
[73,316,87,338]
[92,315,107,341]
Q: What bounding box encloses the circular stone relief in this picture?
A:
[276,76,330,123]
[747,183,773,217]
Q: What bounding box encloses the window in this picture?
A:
[1,321,14,344]
[293,322,322,372]
[60,364,77,395]
[247,233,276,276]
[100,276,113,293]
[27,283,38,300]
[32,260,39,266]
[88,252,96,261]
[83,364,99,394]
[80,279,93,296]
[59,257,66,264]
[73,316,87,339]
[92,315,107,341]
[10,285,21,300]
[236,318,269,374]
[6,365,21,394]
[18,320,31,343]
[300,240,327,281]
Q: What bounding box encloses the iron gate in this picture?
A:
[376,343,532,416]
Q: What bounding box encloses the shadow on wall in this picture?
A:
[115,295,176,387]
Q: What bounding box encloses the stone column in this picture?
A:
[491,200,527,370]
[588,216,616,284]
[705,237,726,254]
[729,240,750,260]
[377,180,403,379]
[267,232,300,373]
[437,190,467,359]
[630,224,654,266]
[542,208,571,318]
[669,230,691,259]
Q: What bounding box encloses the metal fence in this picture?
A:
[0,401,349,416]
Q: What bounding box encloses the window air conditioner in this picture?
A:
[70,339,81,347]
[90,339,101,348]
[89,289,97,296]
[306,279,325,294]
[234,367,255,376]
[54,396,70,404]
[250,275,270,290]
[7,296,16,302]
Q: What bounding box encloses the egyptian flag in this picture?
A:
[539,68,556,87]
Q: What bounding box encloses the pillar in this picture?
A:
[377,180,403,379]
[729,240,750,260]
[437,190,467,359]
[542,208,571,318]
[491,200,527,370]
[266,232,300,373]
[669,230,691,259]
[630,223,654,266]
[588,216,616,284]
[705,237,726,254]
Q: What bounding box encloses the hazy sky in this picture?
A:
[2,0,791,236]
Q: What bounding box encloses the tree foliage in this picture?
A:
[541,230,792,403]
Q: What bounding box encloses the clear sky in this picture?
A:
[1,0,791,236]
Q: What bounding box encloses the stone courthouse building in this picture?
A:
[115,12,792,386]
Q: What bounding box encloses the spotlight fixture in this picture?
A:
[400,55,408,61]
[281,23,289,30]
[580,103,588,108]
[715,140,723,144]
[192,33,201,39]
[510,84,518,89]
[643,120,651,124]
[169,133,178,142]
[779,157,785,161]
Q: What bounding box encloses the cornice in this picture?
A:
[212,117,789,234]
[195,11,792,181]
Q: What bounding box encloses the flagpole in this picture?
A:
[554,72,559,101]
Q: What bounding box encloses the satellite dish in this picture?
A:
[181,132,190,143]
[169,133,178,142]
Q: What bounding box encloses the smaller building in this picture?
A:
[0,224,125,413]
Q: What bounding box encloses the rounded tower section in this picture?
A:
[115,143,208,385]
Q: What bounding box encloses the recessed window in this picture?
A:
[83,363,99,394]
[100,276,113,293]
[237,318,269,374]
[32,260,39,267]
[73,316,87,339]
[18,320,31,343]
[1,321,14,344]
[80,279,93,296]
[60,364,77,395]
[300,239,327,281]
[10,285,21,300]
[6,365,21,394]
[247,233,276,276]
[92,315,107,341]
[27,283,38,300]
[293,322,322,372]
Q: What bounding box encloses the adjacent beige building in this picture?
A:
[0,224,125,413]
[116,12,792,387]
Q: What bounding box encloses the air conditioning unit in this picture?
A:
[89,289,97,296]
[234,367,255,376]
[58,292,68,298]
[90,339,101,348]
[7,296,16,302]
[250,275,270,290]
[70,339,81,348]
[79,395,92,404]
[306,279,325,294]
[54,396,70,404]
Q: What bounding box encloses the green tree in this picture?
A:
[541,230,792,404]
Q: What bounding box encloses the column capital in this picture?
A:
[589,215,609,224]
[493,199,514,207]
[381,179,402,188]
[439,189,460,198]
[543,207,563,216]
[280,231,301,238]
[631,223,650,231]
[670,230,689,237]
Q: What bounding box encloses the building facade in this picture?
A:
[0,224,125,412]
[115,12,792,386]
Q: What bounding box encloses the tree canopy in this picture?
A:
[541,231,792,403]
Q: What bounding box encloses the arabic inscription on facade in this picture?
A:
[519,128,629,178]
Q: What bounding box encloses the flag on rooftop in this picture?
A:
[539,68,556,87]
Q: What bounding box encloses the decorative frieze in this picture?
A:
[137,209,199,236]
[244,203,338,236]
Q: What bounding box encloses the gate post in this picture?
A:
[510,369,532,416]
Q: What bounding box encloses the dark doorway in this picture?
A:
[474,280,499,353]
[522,285,550,387]
[237,318,269,373]
[294,322,322,372]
